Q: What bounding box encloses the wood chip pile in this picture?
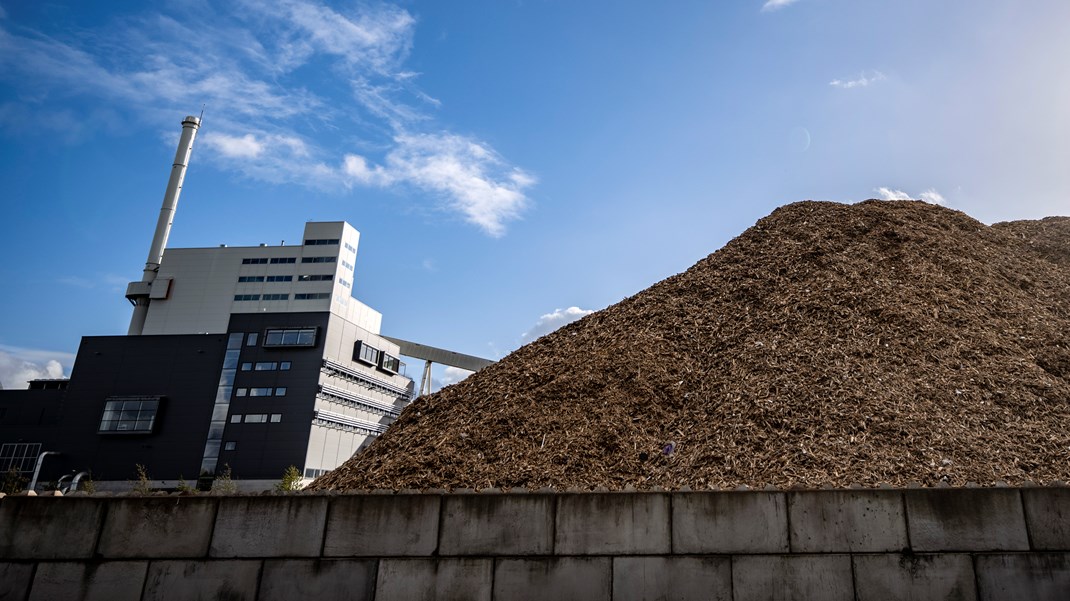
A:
[312,200,1070,491]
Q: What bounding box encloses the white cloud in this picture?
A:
[0,346,74,389]
[343,133,535,237]
[830,71,887,89]
[876,187,912,201]
[208,133,264,158]
[875,187,948,205]
[919,188,947,205]
[762,0,801,12]
[522,307,595,341]
[0,1,534,236]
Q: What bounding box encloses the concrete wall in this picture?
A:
[1,487,1068,600]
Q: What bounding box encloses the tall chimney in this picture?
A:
[125,115,201,335]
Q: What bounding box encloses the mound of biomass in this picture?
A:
[312,200,1070,491]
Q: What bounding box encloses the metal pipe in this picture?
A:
[28,451,59,491]
[127,115,201,335]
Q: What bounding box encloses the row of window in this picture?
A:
[264,328,317,347]
[242,257,297,265]
[240,361,291,371]
[302,256,336,264]
[353,341,401,375]
[234,293,330,302]
[344,242,356,253]
[229,413,282,424]
[238,275,294,283]
[338,279,351,289]
[341,260,354,271]
[299,274,333,282]
[98,398,159,433]
[235,387,287,397]
[305,238,340,245]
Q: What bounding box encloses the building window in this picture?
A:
[241,258,268,264]
[238,276,265,283]
[301,256,336,264]
[294,293,330,300]
[98,397,160,433]
[230,415,242,423]
[245,414,268,423]
[249,387,273,397]
[254,362,277,371]
[344,242,356,253]
[270,414,282,423]
[280,361,292,371]
[246,333,258,346]
[224,442,237,451]
[235,388,248,397]
[338,278,351,288]
[305,238,340,245]
[297,274,333,282]
[240,363,252,371]
[379,353,401,375]
[234,294,261,301]
[355,341,380,366]
[266,275,293,282]
[269,257,296,264]
[0,443,43,475]
[341,260,354,271]
[262,294,289,301]
[275,387,287,396]
[263,328,317,347]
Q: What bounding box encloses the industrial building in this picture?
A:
[0,116,429,490]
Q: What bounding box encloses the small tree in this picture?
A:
[274,465,303,492]
[213,463,238,495]
[132,464,153,494]
[176,475,197,494]
[1,466,27,494]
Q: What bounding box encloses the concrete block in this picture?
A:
[905,489,1029,551]
[788,490,907,552]
[493,558,611,601]
[28,561,148,601]
[1023,488,1070,550]
[976,553,1070,601]
[322,495,440,556]
[209,496,327,557]
[259,559,376,601]
[853,554,976,601]
[438,495,553,556]
[376,558,493,601]
[732,555,854,601]
[673,492,788,554]
[613,556,731,601]
[0,562,34,601]
[0,498,105,559]
[98,497,217,558]
[555,493,669,555]
[141,560,261,601]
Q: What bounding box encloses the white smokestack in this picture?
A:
[125,115,201,335]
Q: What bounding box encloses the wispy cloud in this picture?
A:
[762,0,801,12]
[918,189,947,205]
[875,187,947,205]
[344,133,534,237]
[876,187,912,201]
[830,70,887,89]
[521,306,595,342]
[0,1,534,236]
[0,345,75,389]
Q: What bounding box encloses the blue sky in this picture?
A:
[1,0,1068,388]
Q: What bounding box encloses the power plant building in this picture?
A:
[0,117,415,490]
